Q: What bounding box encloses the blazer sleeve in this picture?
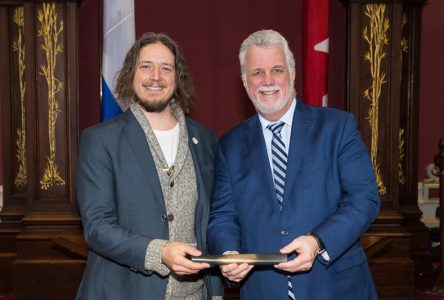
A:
[313,113,380,263]
[76,127,151,274]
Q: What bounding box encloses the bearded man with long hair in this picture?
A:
[76,32,223,300]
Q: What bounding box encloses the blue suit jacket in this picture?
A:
[76,109,223,299]
[207,100,380,299]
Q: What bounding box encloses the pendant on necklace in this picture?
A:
[162,165,175,176]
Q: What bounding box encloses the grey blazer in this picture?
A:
[76,109,223,299]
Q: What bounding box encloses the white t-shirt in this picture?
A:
[153,122,180,167]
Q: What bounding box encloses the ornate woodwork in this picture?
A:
[0,1,84,298]
[343,0,427,298]
[399,0,435,290]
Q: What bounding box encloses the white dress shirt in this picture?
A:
[258,98,296,172]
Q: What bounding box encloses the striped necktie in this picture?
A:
[267,121,287,209]
[267,121,295,300]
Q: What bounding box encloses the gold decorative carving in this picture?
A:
[37,3,65,190]
[399,13,408,186]
[399,128,406,185]
[401,13,408,54]
[12,7,27,188]
[362,4,388,195]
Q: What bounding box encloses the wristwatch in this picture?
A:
[307,232,326,255]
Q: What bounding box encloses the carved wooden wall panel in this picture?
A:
[0,1,83,298]
[11,6,28,191]
[0,4,28,293]
[29,2,79,213]
[398,1,433,291]
[344,0,427,298]
[347,2,403,209]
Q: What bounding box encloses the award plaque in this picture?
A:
[190,253,287,265]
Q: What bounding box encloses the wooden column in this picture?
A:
[432,138,444,291]
[343,0,426,298]
[0,2,24,294]
[0,1,85,299]
[398,0,434,290]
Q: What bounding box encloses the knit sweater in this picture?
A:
[131,102,203,299]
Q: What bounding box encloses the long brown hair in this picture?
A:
[115,32,194,113]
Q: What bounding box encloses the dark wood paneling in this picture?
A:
[344,0,428,297]
[13,260,84,300]
[0,0,82,298]
[0,4,26,293]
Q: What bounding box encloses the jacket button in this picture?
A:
[167,214,174,222]
[281,229,288,236]
[161,214,167,221]
[170,181,174,187]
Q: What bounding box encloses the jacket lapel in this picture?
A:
[186,122,212,250]
[283,101,313,209]
[186,123,206,202]
[247,116,281,213]
[121,110,166,210]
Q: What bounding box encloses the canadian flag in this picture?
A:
[302,0,329,107]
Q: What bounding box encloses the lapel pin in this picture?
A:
[192,137,198,144]
[303,121,311,126]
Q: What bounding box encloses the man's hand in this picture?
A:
[219,251,254,282]
[161,242,210,275]
[274,235,319,273]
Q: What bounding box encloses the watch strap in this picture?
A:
[307,232,326,255]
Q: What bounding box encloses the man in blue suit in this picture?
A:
[207,29,380,299]
[76,33,223,299]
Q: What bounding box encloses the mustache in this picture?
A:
[142,82,167,89]
[257,85,281,92]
